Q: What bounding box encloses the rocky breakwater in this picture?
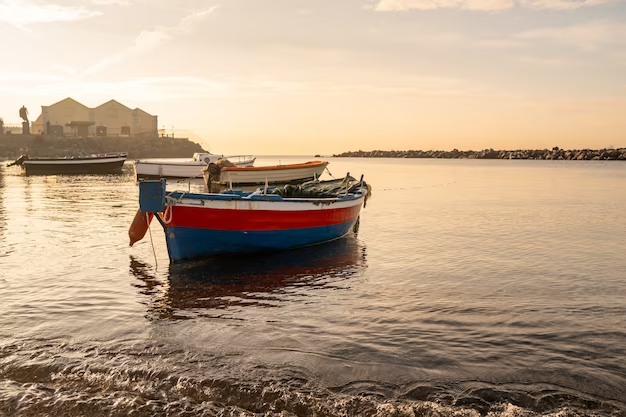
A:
[334,147,626,160]
[0,135,206,159]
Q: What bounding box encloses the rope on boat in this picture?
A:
[147,212,158,270]
[163,191,186,225]
[163,201,173,224]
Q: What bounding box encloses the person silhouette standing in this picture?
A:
[19,106,29,123]
[19,106,30,135]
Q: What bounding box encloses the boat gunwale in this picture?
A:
[167,189,367,204]
[134,160,208,166]
[134,157,256,167]
[216,160,328,173]
[21,153,127,162]
[25,157,127,164]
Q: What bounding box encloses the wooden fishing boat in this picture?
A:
[129,175,368,262]
[6,153,127,175]
[134,152,256,180]
[203,160,329,187]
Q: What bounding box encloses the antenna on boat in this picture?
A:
[264,178,268,195]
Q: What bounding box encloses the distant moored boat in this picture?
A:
[133,152,256,180]
[6,153,127,175]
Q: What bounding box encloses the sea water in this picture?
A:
[0,157,625,416]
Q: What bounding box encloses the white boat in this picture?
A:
[134,152,256,180]
[203,160,329,186]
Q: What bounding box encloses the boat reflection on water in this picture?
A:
[130,235,367,320]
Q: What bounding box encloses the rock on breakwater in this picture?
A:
[334,147,626,160]
[0,135,206,159]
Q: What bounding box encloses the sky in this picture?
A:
[0,0,625,154]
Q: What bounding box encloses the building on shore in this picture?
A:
[30,98,158,138]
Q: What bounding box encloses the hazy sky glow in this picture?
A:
[1,0,624,154]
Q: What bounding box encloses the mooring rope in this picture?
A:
[162,191,187,225]
[325,166,337,179]
[146,213,158,270]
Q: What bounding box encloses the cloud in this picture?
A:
[373,0,514,11]
[134,30,171,50]
[515,20,626,49]
[177,8,216,34]
[82,8,216,75]
[372,0,615,10]
[91,0,131,5]
[131,8,216,51]
[51,65,77,75]
[516,55,588,67]
[0,0,102,31]
[0,71,500,104]
[0,72,62,82]
[518,0,615,10]
[0,75,265,102]
[473,38,526,48]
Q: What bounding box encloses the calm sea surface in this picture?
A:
[0,157,625,416]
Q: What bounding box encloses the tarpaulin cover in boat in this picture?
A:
[270,176,366,198]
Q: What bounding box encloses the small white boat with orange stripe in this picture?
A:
[204,160,329,186]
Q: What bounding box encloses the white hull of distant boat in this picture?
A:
[134,152,255,179]
[205,161,329,186]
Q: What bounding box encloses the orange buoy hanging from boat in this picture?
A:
[129,209,154,247]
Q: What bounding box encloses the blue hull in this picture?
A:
[165,220,357,262]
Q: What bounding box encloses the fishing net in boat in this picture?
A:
[270,176,368,198]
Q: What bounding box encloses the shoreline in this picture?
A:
[0,135,206,160]
[333,148,626,160]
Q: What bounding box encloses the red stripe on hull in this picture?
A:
[165,204,362,231]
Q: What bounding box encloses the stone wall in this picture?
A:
[0,135,206,159]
